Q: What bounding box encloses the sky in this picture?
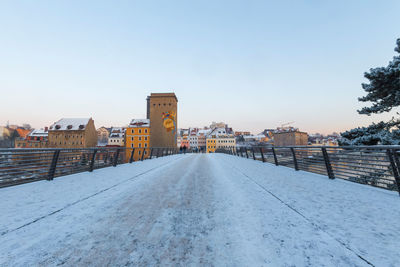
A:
[0,0,399,135]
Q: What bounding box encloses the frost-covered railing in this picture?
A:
[0,147,179,188]
[217,146,400,194]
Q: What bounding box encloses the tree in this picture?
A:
[340,38,400,145]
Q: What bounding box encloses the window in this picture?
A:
[144,137,147,141]
[145,129,148,133]
[139,137,142,141]
[131,137,133,141]
[139,129,142,134]
[131,129,134,134]
[131,144,133,148]
[138,150,141,155]
[139,143,142,148]
[144,143,147,147]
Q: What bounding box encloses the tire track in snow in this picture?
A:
[220,156,375,267]
[0,155,186,237]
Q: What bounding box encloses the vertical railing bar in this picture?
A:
[113,148,120,167]
[322,147,335,179]
[387,149,400,194]
[47,150,60,180]
[260,147,265,162]
[89,149,97,172]
[272,147,279,166]
[290,147,299,171]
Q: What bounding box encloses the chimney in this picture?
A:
[45,127,48,132]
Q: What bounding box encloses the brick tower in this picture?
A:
[147,93,178,148]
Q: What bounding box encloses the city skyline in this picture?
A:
[1,1,400,135]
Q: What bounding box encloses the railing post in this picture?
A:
[240,148,243,157]
[245,148,249,158]
[141,148,145,161]
[156,148,160,158]
[322,147,335,179]
[149,148,153,159]
[387,149,400,194]
[260,147,265,162]
[113,148,120,167]
[391,149,400,180]
[47,150,60,180]
[129,148,135,163]
[252,147,256,160]
[290,147,299,171]
[89,149,97,172]
[104,151,109,165]
[272,147,279,166]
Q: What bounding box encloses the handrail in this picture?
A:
[216,146,400,195]
[0,147,178,188]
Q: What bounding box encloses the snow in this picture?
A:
[129,119,150,128]
[1,154,399,266]
[28,129,48,137]
[49,118,90,131]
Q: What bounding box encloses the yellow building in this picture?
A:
[206,127,236,153]
[206,138,217,153]
[125,119,150,161]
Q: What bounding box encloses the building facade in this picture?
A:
[48,118,98,148]
[125,119,150,161]
[274,131,308,147]
[147,93,178,148]
[206,127,236,153]
[97,127,110,146]
[107,127,125,147]
[15,128,49,148]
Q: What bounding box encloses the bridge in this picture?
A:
[1,152,399,266]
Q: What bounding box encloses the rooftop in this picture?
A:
[49,118,91,131]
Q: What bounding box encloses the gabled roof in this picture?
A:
[129,119,150,128]
[29,129,48,137]
[49,118,90,131]
[16,128,31,139]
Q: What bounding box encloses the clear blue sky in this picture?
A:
[1,0,399,134]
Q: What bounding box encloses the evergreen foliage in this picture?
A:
[341,38,400,145]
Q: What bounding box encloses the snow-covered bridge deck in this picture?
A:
[1,154,399,266]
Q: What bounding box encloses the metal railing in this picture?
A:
[217,146,400,194]
[0,147,179,188]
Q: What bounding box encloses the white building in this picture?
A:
[108,127,125,147]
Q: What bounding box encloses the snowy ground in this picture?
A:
[1,153,399,266]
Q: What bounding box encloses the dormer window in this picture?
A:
[55,125,61,130]
[79,125,85,130]
[67,125,73,130]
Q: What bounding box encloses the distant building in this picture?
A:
[210,122,226,129]
[189,128,199,149]
[182,129,190,148]
[206,127,236,153]
[197,129,211,152]
[97,127,110,146]
[147,93,178,148]
[15,128,49,148]
[107,127,125,147]
[13,128,33,148]
[234,131,251,136]
[126,119,150,161]
[48,118,97,148]
[274,131,308,147]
